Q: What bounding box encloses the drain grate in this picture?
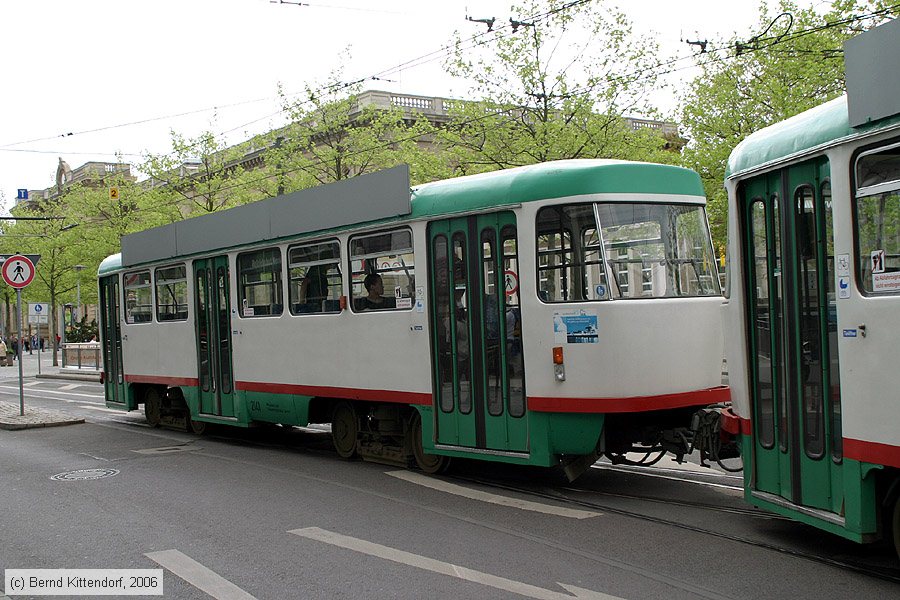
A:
[50,468,120,481]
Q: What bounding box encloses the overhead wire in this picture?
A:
[11,0,898,200]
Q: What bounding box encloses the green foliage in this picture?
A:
[439,0,674,174]
[66,316,98,343]
[277,62,449,188]
[678,0,900,248]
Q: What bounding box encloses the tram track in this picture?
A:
[85,417,900,584]
[448,472,900,585]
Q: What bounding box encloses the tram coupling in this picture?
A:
[688,405,741,466]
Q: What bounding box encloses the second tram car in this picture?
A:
[722,18,900,557]
[100,159,727,478]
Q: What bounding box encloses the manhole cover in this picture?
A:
[50,468,120,481]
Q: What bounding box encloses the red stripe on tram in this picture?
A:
[235,381,433,406]
[124,374,199,387]
[528,385,731,414]
[843,438,900,469]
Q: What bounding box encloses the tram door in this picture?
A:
[428,212,527,452]
[741,158,843,514]
[194,257,235,418]
[100,275,131,409]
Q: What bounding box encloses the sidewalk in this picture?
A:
[0,348,97,430]
[0,347,101,383]
[0,401,84,430]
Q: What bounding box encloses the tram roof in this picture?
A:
[101,159,703,275]
[726,95,900,178]
[409,159,703,217]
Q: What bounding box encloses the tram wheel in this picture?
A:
[410,411,450,474]
[331,402,358,459]
[143,388,162,428]
[187,416,207,435]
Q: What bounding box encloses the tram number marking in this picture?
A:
[249,400,262,412]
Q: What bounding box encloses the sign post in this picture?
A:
[2,255,38,416]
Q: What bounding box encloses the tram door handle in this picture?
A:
[858,324,866,338]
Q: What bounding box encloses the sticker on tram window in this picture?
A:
[553,310,598,344]
[872,271,900,291]
[397,297,412,309]
[871,249,886,274]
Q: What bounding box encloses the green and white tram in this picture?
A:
[99,159,727,478]
[722,19,900,556]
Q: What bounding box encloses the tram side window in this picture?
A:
[855,146,900,294]
[596,203,720,298]
[536,205,607,302]
[237,248,283,317]
[349,228,415,312]
[155,265,188,322]
[289,240,342,315]
[123,270,153,324]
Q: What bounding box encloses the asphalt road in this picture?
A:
[0,378,897,600]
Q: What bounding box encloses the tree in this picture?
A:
[276,63,448,188]
[440,0,673,174]
[678,0,900,247]
[141,129,271,219]
[1,210,85,366]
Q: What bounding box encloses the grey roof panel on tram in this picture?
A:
[844,17,900,128]
[121,164,410,267]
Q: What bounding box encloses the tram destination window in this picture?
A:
[289,240,342,314]
[123,270,153,324]
[855,145,900,294]
[155,264,188,321]
[349,228,415,312]
[237,248,283,317]
[536,202,720,302]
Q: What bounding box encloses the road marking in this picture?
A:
[0,384,103,400]
[387,471,600,519]
[290,527,622,600]
[59,383,81,390]
[79,404,127,413]
[23,381,41,387]
[145,549,257,600]
[591,465,743,492]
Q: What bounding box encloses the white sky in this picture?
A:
[0,0,780,212]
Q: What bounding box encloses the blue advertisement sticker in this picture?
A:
[842,329,857,338]
[553,311,598,344]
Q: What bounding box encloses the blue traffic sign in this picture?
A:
[16,189,28,200]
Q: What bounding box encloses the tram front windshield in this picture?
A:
[536,202,720,302]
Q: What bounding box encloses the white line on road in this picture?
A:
[591,465,743,492]
[387,470,601,519]
[0,384,103,400]
[79,404,128,413]
[145,549,257,600]
[23,381,41,387]
[290,527,622,600]
[59,383,81,390]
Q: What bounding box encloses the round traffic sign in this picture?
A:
[504,270,519,296]
[2,255,36,289]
